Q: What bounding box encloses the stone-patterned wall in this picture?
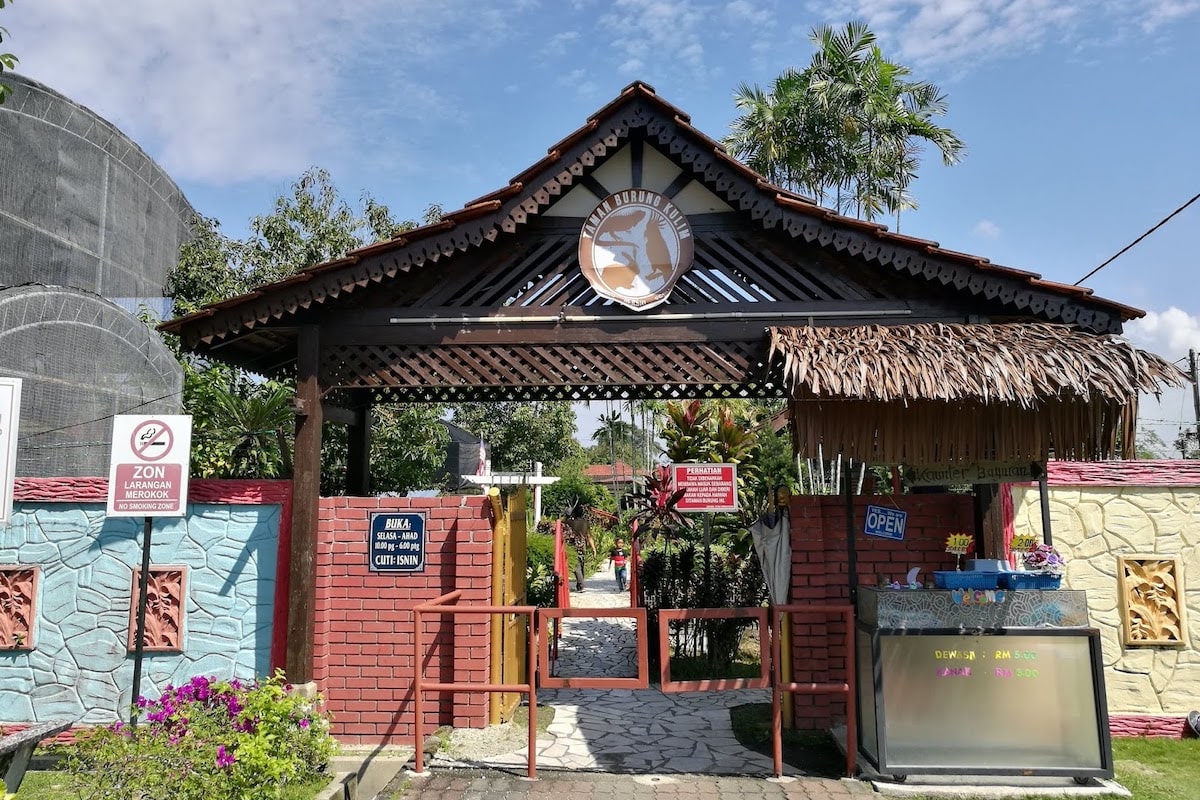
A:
[1011,460,1200,732]
[314,495,494,745]
[0,478,290,725]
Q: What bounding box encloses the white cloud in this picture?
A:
[599,0,711,79]
[546,30,582,59]
[1125,307,1200,358]
[3,1,494,185]
[973,219,1002,238]
[725,0,774,27]
[803,1,1200,70]
[1139,0,1200,32]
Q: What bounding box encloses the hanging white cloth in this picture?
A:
[751,509,791,606]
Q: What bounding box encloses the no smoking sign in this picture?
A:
[107,415,193,517]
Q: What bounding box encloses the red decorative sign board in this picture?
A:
[106,415,193,517]
[671,463,739,513]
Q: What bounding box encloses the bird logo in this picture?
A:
[579,190,694,310]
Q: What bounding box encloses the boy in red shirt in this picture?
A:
[609,538,629,592]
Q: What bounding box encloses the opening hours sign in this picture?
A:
[671,463,738,513]
[106,415,193,517]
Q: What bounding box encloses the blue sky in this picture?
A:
[7,0,1200,453]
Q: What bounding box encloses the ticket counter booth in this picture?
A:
[856,588,1114,781]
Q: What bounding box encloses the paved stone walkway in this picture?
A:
[396,769,870,799]
[434,570,794,777]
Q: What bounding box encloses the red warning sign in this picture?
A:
[671,463,739,513]
[107,415,192,517]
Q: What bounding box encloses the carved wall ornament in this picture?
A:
[1117,555,1187,647]
[0,566,38,650]
[128,567,187,651]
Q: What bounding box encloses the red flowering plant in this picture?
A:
[629,464,693,542]
[63,671,334,800]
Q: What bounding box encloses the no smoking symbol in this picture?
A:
[130,419,174,462]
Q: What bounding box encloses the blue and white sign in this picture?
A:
[368,512,426,572]
[863,504,907,541]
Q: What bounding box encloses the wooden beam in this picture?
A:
[661,171,693,199]
[630,136,643,189]
[286,325,323,682]
[346,404,371,496]
[974,484,1006,560]
[579,174,611,202]
[321,402,357,427]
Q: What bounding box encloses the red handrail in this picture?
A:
[412,591,539,779]
[770,604,856,779]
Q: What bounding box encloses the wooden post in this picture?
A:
[974,483,1006,560]
[286,325,323,682]
[346,402,371,496]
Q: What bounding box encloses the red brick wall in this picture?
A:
[788,493,974,729]
[314,495,494,745]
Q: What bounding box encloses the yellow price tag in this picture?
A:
[945,533,973,554]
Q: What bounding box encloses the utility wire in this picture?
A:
[17,389,184,443]
[1074,191,1200,285]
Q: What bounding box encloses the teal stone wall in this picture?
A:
[0,499,281,724]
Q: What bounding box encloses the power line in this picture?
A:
[17,389,184,443]
[1074,191,1200,286]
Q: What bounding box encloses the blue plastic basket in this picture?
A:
[1000,572,1061,590]
[932,571,1002,590]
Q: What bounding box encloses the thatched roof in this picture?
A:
[768,323,1184,407]
[769,323,1186,463]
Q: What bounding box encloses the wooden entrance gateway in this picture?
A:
[161,82,1180,721]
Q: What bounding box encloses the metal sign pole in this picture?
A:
[130,515,153,726]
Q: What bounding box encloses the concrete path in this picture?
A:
[435,569,789,777]
[402,571,1128,800]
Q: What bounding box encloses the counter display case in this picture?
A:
[856,588,1113,781]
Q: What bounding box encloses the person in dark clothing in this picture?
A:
[609,537,629,592]
[566,516,589,591]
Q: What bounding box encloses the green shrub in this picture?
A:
[62,672,335,800]
[525,532,578,606]
[639,541,768,673]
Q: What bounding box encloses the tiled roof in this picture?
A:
[160,81,1140,347]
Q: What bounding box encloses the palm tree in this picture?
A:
[724,21,964,222]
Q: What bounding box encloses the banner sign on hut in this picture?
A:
[671,463,738,513]
[368,511,427,572]
[106,415,193,517]
[905,461,1042,487]
[864,504,907,541]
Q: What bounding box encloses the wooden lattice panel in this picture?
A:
[129,567,187,651]
[1118,555,1187,647]
[0,566,38,650]
[323,340,783,402]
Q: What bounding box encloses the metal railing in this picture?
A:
[770,604,856,779]
[412,594,856,781]
[412,590,539,779]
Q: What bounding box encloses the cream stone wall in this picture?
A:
[1011,484,1200,715]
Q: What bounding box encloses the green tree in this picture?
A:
[167,168,438,315]
[449,402,579,472]
[162,168,445,483]
[0,0,17,105]
[726,21,964,222]
[320,405,449,495]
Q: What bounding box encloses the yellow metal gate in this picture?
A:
[489,487,528,723]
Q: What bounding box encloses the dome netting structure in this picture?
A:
[0,73,193,309]
[0,285,182,477]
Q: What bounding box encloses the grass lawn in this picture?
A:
[12,770,333,799]
[1110,736,1200,800]
[729,702,1200,799]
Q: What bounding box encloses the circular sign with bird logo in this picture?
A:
[578,190,695,310]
